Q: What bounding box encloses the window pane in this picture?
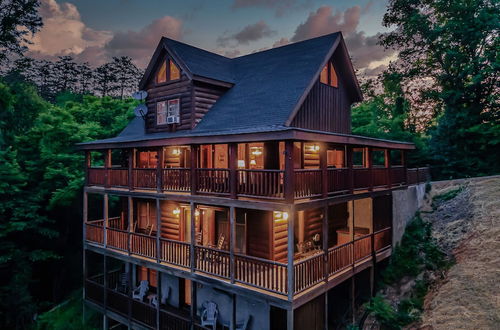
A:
[169,60,180,80]
[372,149,386,167]
[353,148,365,167]
[156,61,167,83]
[167,99,180,117]
[330,63,338,87]
[157,101,167,125]
[320,64,328,84]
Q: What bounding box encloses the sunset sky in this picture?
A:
[28,0,395,78]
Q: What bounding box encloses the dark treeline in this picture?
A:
[5,55,142,101]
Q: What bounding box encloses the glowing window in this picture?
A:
[156,61,167,83]
[320,65,328,84]
[156,101,167,125]
[319,61,339,87]
[169,60,180,80]
[329,63,338,87]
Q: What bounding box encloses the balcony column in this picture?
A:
[287,206,295,301]
[104,149,111,188]
[156,271,161,329]
[190,202,196,272]
[346,146,354,194]
[157,147,164,193]
[385,149,392,189]
[85,151,90,185]
[284,140,296,203]
[229,143,238,199]
[320,143,328,198]
[128,148,134,190]
[190,145,199,195]
[103,193,108,248]
[322,204,329,283]
[229,206,236,284]
[127,196,133,256]
[367,147,373,191]
[156,198,161,263]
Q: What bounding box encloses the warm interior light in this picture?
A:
[171,148,181,156]
[250,159,257,165]
[238,160,245,168]
[173,208,180,216]
[194,209,200,217]
[274,211,289,222]
[308,144,320,152]
[250,147,262,156]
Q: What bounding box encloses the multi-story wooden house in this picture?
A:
[79,32,429,330]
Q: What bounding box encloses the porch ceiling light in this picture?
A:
[172,148,181,156]
[274,211,289,222]
[173,208,181,216]
[195,209,200,217]
[250,147,262,156]
[308,144,320,152]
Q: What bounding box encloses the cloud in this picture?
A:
[232,0,312,17]
[105,16,183,67]
[27,0,184,68]
[27,0,112,58]
[289,5,395,78]
[272,37,290,48]
[217,20,275,47]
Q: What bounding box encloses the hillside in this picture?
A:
[418,176,500,329]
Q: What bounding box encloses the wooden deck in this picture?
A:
[85,224,392,299]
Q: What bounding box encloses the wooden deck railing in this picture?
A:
[194,245,230,279]
[85,221,104,244]
[294,169,323,198]
[234,254,288,294]
[163,168,191,192]
[294,252,325,293]
[237,169,284,199]
[160,238,190,267]
[196,168,230,195]
[87,164,429,200]
[133,168,157,189]
[85,226,392,297]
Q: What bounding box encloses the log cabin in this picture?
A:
[78,32,430,330]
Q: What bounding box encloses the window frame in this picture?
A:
[155,57,181,85]
[156,101,168,126]
[156,98,180,127]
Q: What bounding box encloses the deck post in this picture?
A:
[287,205,295,301]
[103,255,108,319]
[190,202,196,272]
[85,151,90,185]
[367,147,373,191]
[350,276,355,324]
[320,143,328,198]
[284,140,296,203]
[157,147,164,193]
[230,293,236,330]
[128,196,132,255]
[128,149,133,190]
[156,198,161,263]
[323,204,329,282]
[324,292,329,330]
[385,149,392,189]
[287,308,294,330]
[82,192,88,309]
[402,150,407,184]
[105,149,111,188]
[103,193,108,248]
[190,280,197,330]
[229,206,236,284]
[190,145,199,195]
[156,271,161,329]
[347,146,354,193]
[229,143,238,199]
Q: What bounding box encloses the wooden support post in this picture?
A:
[370,265,375,298]
[367,147,373,191]
[129,148,135,190]
[230,294,236,330]
[103,193,108,248]
[229,206,236,284]
[190,202,196,272]
[127,262,132,323]
[229,143,238,199]
[324,292,329,330]
[350,276,355,324]
[85,151,91,185]
[320,143,328,198]
[103,255,108,316]
[284,140,296,203]
[128,196,133,255]
[156,271,161,329]
[156,198,161,263]
[190,145,199,195]
[82,192,88,307]
[347,146,354,193]
[105,149,111,188]
[402,150,407,184]
[287,206,295,301]
[386,149,392,189]
[323,204,329,282]
[287,308,294,330]
[190,280,197,329]
[157,147,164,193]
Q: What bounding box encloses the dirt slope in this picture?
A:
[418,176,500,329]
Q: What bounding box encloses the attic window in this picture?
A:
[320,61,338,88]
[156,59,181,84]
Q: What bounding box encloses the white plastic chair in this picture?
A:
[132,280,149,301]
[201,301,218,329]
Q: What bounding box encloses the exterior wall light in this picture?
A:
[173,208,181,216]
[172,148,181,156]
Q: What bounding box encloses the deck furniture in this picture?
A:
[132,280,149,301]
[236,315,251,330]
[151,286,171,307]
[201,301,218,329]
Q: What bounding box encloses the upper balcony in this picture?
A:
[85,141,430,202]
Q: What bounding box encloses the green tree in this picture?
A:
[380,0,500,178]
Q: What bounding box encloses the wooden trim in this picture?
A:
[229,206,236,284]
[192,74,234,88]
[229,143,237,199]
[287,206,295,301]
[320,143,328,198]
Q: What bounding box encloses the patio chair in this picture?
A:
[236,315,251,330]
[132,280,149,301]
[201,301,218,329]
[151,286,171,307]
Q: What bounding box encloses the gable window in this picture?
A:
[157,101,167,125]
[320,61,338,88]
[156,58,181,84]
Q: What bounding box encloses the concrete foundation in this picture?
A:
[392,183,426,245]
